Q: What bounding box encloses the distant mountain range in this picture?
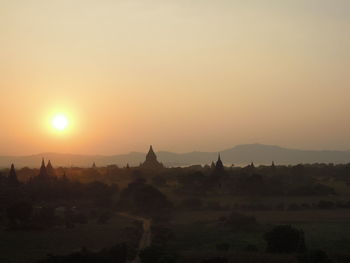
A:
[1,144,350,168]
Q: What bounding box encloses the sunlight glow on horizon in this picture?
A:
[1,0,350,155]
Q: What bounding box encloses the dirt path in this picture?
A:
[118,212,152,263]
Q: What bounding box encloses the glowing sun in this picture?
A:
[52,114,69,131]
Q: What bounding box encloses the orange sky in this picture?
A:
[1,0,350,155]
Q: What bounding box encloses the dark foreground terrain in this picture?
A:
[1,160,350,263]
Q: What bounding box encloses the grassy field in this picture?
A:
[171,209,350,224]
[168,209,350,262]
[178,251,298,263]
[162,188,350,208]
[0,215,135,263]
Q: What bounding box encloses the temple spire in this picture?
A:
[10,164,15,173]
[140,145,164,169]
[39,158,48,177]
[146,145,157,160]
[8,163,19,186]
[46,160,55,176]
[215,153,224,171]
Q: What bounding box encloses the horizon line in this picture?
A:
[1,143,350,157]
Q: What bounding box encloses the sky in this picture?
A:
[0,0,350,155]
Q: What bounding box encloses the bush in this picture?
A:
[264,225,306,254]
[298,250,332,263]
[152,176,167,187]
[119,182,173,215]
[97,211,113,224]
[288,203,301,211]
[276,203,285,211]
[216,242,230,252]
[151,226,175,247]
[243,244,259,252]
[317,200,335,209]
[223,211,257,230]
[201,257,228,263]
[181,198,203,210]
[37,243,130,263]
[32,206,56,227]
[6,201,33,227]
[206,201,222,210]
[74,212,88,224]
[139,246,177,263]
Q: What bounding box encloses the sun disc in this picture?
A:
[52,114,69,131]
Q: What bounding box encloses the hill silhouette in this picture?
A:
[1,144,350,168]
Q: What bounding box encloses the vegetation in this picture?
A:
[264,225,306,254]
[0,160,350,262]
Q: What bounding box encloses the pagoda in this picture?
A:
[140,145,164,169]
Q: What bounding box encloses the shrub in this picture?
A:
[152,176,167,187]
[317,200,335,209]
[288,203,301,211]
[223,211,257,230]
[243,244,259,252]
[181,198,203,210]
[139,246,177,263]
[6,201,33,227]
[37,243,130,263]
[97,211,113,224]
[264,225,306,254]
[119,182,173,215]
[207,201,222,210]
[298,250,332,263]
[32,206,56,227]
[216,242,230,252]
[151,226,175,247]
[201,257,228,263]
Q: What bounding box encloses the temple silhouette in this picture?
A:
[38,159,49,178]
[140,145,164,169]
[36,159,56,181]
[215,154,224,171]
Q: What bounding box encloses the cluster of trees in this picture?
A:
[138,223,178,263]
[37,243,136,263]
[117,178,173,217]
[0,177,118,208]
[0,165,121,230]
[5,201,90,230]
[200,224,331,263]
[0,162,178,232]
[0,161,347,263]
[178,199,350,212]
[175,169,336,196]
[0,166,119,206]
[218,211,257,230]
[264,225,332,263]
[1,161,346,204]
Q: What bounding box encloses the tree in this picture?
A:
[139,246,177,263]
[6,201,33,227]
[264,225,306,254]
[8,164,20,187]
[223,211,257,230]
[298,250,332,263]
[216,242,230,252]
[119,181,173,215]
[37,243,130,263]
[201,258,228,263]
[181,198,202,210]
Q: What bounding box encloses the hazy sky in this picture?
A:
[1,0,350,155]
